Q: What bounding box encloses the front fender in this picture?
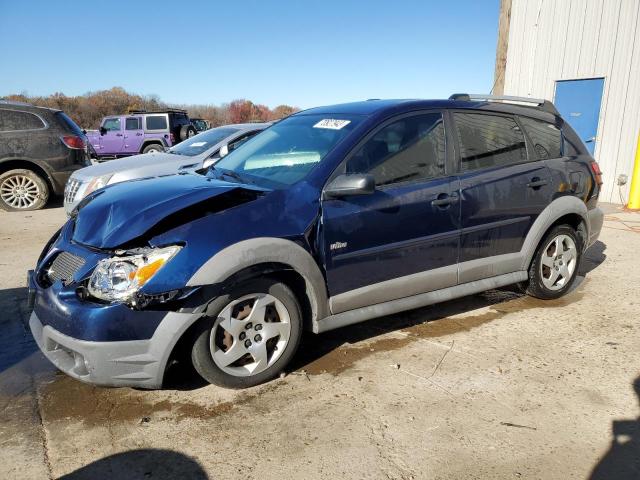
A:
[186,238,329,328]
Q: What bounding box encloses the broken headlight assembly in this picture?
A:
[87,245,181,303]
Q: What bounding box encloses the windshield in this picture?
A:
[210,114,362,188]
[168,126,240,156]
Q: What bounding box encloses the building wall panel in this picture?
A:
[503,0,640,203]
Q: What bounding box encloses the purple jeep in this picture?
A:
[87,109,197,159]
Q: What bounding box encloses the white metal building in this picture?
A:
[495,0,640,203]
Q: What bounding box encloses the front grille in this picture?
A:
[46,251,85,285]
[64,178,82,204]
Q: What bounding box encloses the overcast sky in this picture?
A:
[0,0,500,108]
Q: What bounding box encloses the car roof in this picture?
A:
[0,100,61,113]
[297,98,558,122]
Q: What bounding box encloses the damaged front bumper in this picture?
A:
[29,308,200,389]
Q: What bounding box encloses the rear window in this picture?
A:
[0,109,46,132]
[519,116,562,159]
[146,115,168,130]
[170,112,190,127]
[55,111,83,136]
[453,112,527,171]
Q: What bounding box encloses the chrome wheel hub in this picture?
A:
[0,175,40,208]
[210,293,291,377]
[540,234,577,291]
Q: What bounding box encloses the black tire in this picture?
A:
[142,143,164,154]
[0,169,49,211]
[179,125,197,141]
[525,225,582,300]
[191,278,303,389]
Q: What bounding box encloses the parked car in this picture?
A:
[87,109,196,160]
[190,118,210,132]
[0,100,90,211]
[64,123,270,215]
[29,95,604,390]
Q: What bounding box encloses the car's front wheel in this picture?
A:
[525,225,582,299]
[191,278,302,388]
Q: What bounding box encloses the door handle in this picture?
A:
[115,133,123,137]
[431,192,459,207]
[136,132,143,136]
[527,178,548,189]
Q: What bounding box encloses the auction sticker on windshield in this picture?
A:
[188,142,207,147]
[313,119,351,130]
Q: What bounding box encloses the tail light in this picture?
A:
[170,133,175,144]
[61,135,86,150]
[590,161,603,185]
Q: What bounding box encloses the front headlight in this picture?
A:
[88,245,181,303]
[83,173,114,199]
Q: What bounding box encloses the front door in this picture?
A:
[123,116,144,154]
[554,78,604,155]
[321,112,460,314]
[452,111,553,283]
[99,117,124,155]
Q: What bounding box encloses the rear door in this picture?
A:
[99,117,124,154]
[452,111,553,283]
[123,116,144,154]
[321,111,460,313]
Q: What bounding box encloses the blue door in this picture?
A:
[321,112,460,313]
[554,78,604,155]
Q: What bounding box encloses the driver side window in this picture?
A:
[102,118,121,131]
[346,113,446,186]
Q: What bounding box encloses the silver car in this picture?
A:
[63,122,271,215]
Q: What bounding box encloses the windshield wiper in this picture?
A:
[212,167,253,185]
[166,150,183,155]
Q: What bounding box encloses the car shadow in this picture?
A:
[57,449,208,479]
[589,376,640,479]
[0,287,38,375]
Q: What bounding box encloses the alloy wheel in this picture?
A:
[540,234,578,290]
[0,174,41,209]
[209,293,291,377]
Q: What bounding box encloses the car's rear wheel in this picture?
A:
[142,143,163,154]
[525,225,582,299]
[191,278,302,388]
[0,169,49,211]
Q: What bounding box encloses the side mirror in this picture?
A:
[219,144,229,158]
[324,174,375,199]
[99,127,107,135]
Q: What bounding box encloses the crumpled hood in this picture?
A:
[72,173,265,249]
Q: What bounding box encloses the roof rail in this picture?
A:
[127,108,188,114]
[448,93,559,116]
[0,99,33,107]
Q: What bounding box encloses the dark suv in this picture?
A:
[28,95,604,389]
[0,101,90,211]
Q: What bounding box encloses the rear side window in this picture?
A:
[519,116,562,159]
[146,115,168,130]
[55,112,83,136]
[346,113,446,186]
[0,109,45,132]
[454,112,526,171]
[103,118,121,131]
[125,117,141,130]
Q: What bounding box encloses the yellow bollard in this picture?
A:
[627,132,640,210]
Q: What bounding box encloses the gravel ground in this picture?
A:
[0,202,638,480]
